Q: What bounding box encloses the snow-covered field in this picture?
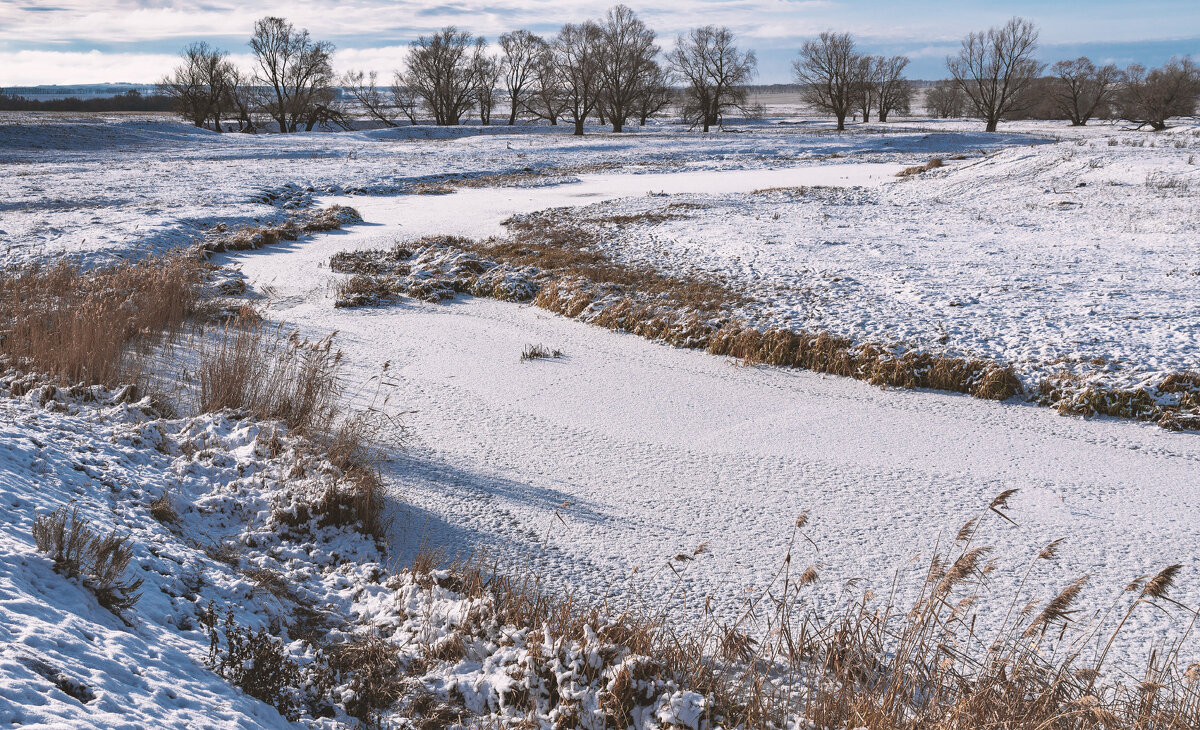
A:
[4,113,1200,723]
[0,112,1030,266]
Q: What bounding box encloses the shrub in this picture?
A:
[316,635,406,721]
[32,507,144,614]
[199,604,303,720]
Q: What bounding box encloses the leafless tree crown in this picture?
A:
[669,26,757,132]
[1049,57,1122,126]
[946,17,1044,132]
[793,32,860,130]
[499,30,547,125]
[596,5,659,132]
[250,16,338,133]
[1118,57,1200,130]
[400,27,489,125]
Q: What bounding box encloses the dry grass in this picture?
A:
[317,634,406,722]
[193,313,343,435]
[193,314,390,539]
[520,343,564,361]
[896,157,946,177]
[329,217,1197,427]
[150,491,178,524]
[0,255,205,387]
[32,506,144,615]
[414,491,1200,729]
[197,205,362,255]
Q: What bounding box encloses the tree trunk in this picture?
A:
[573,119,585,136]
[612,120,623,132]
[508,102,518,125]
[702,121,710,132]
[985,118,998,132]
[836,114,845,131]
[879,110,888,122]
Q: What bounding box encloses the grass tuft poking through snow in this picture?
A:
[520,343,564,362]
[32,506,144,616]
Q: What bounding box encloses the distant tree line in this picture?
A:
[159,11,1198,135]
[161,5,757,135]
[799,17,1199,132]
[925,17,1199,130]
[0,89,173,112]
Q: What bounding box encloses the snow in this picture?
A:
[4,114,1200,718]
[226,136,1200,667]
[0,377,751,728]
[0,114,1031,267]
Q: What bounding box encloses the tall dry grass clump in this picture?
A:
[0,256,204,386]
[193,313,391,539]
[194,312,343,434]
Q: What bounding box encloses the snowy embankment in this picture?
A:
[0,375,725,728]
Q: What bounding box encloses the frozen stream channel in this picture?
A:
[231,162,1200,665]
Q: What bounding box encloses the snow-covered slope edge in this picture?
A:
[0,374,719,729]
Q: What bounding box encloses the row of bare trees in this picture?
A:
[344,6,756,134]
[164,13,1196,135]
[792,33,913,131]
[163,7,758,134]
[796,17,1198,132]
[932,17,1198,130]
[160,17,339,133]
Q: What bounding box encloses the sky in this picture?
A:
[1,0,1198,86]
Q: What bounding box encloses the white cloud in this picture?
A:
[0,49,185,85]
[1,1,1197,84]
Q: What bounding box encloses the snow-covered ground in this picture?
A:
[230,186,1200,670]
[4,115,1200,716]
[0,113,1032,267]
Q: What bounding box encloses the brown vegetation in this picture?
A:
[0,255,205,387]
[896,157,945,176]
[327,209,1200,427]
[412,492,1200,729]
[197,205,362,255]
[33,506,144,614]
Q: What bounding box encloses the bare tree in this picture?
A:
[946,17,1043,132]
[524,45,570,125]
[1049,57,1121,126]
[389,75,421,124]
[555,21,605,135]
[160,42,235,130]
[853,55,879,122]
[499,30,546,125]
[634,60,673,125]
[1117,57,1200,131]
[596,5,659,132]
[875,55,912,121]
[250,16,336,133]
[401,27,484,125]
[926,79,966,118]
[342,69,396,127]
[669,25,757,132]
[474,52,502,124]
[793,32,861,130]
[223,67,257,132]
[298,86,350,131]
